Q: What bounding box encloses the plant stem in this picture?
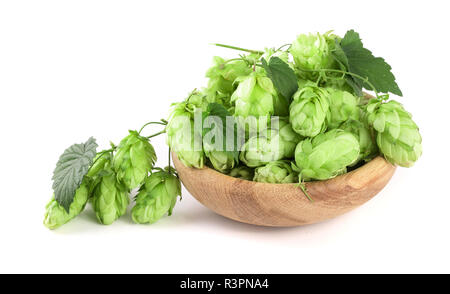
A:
[299,182,314,202]
[276,43,291,51]
[168,147,171,170]
[146,129,166,139]
[299,68,380,99]
[138,121,167,135]
[212,43,264,55]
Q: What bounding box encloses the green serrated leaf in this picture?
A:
[339,30,402,96]
[261,57,298,100]
[52,137,98,212]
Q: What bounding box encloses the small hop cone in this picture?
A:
[277,118,302,158]
[254,160,298,184]
[206,56,251,96]
[44,183,89,230]
[326,88,360,129]
[166,110,204,168]
[293,129,360,181]
[340,119,378,164]
[366,100,422,167]
[204,149,235,173]
[231,73,277,118]
[240,130,285,167]
[91,172,129,225]
[290,32,336,79]
[289,84,330,137]
[113,130,156,190]
[228,166,254,181]
[131,170,181,224]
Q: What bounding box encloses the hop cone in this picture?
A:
[254,160,298,184]
[44,183,89,230]
[326,88,360,129]
[113,130,156,190]
[290,32,335,76]
[366,100,422,167]
[87,151,113,179]
[239,129,284,167]
[204,148,235,173]
[91,171,129,225]
[228,166,254,181]
[231,73,276,118]
[206,56,251,96]
[166,107,204,168]
[340,119,378,164]
[131,169,181,224]
[289,84,330,137]
[277,118,302,158]
[293,129,360,181]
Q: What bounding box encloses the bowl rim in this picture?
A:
[173,152,393,188]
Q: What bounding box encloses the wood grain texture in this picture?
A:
[173,153,396,227]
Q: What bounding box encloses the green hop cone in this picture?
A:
[293,129,360,181]
[366,100,422,167]
[166,105,204,168]
[277,118,302,158]
[91,171,129,225]
[231,72,276,118]
[254,160,298,184]
[290,32,335,77]
[113,130,156,190]
[340,119,378,164]
[87,150,113,179]
[131,169,181,224]
[44,182,89,230]
[206,56,251,96]
[204,148,235,173]
[228,166,254,181]
[289,84,330,137]
[240,129,284,167]
[326,88,360,129]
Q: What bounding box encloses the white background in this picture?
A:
[0,0,449,274]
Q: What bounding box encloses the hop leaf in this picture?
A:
[52,137,98,212]
[332,30,402,96]
[261,57,298,101]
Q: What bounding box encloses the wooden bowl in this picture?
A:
[173,153,396,227]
